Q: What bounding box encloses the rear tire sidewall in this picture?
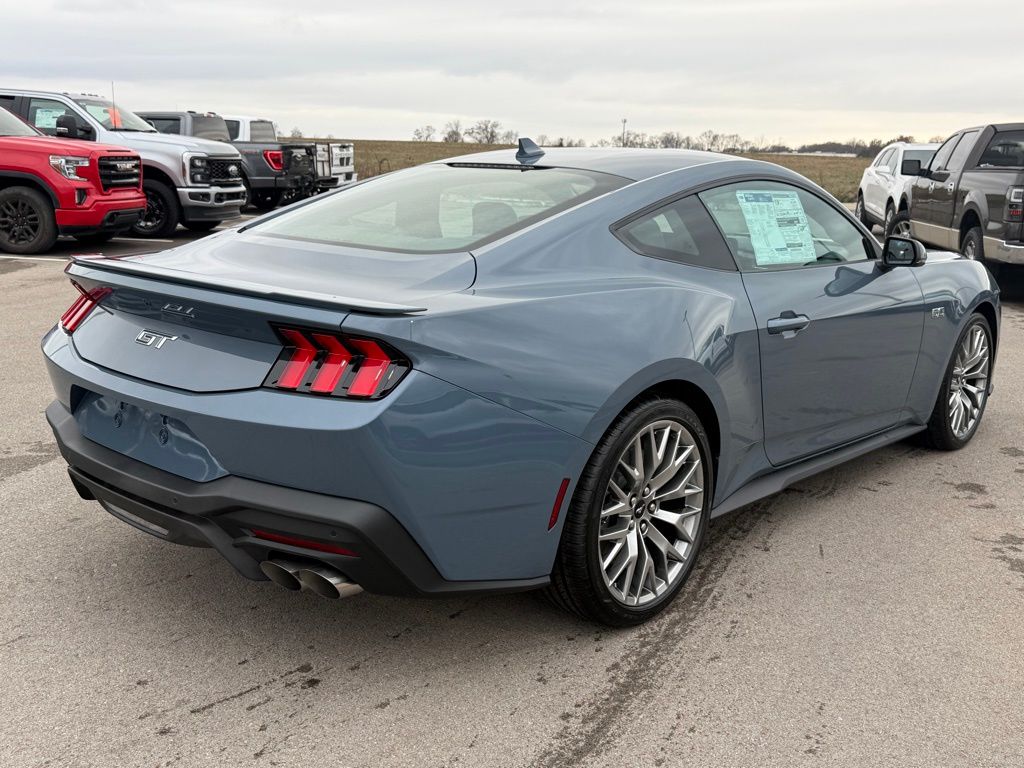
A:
[888,209,911,239]
[131,180,180,238]
[855,193,870,226]
[580,399,712,626]
[0,186,57,255]
[929,314,992,450]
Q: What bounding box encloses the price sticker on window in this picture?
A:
[735,190,815,266]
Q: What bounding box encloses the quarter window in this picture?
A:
[616,195,736,270]
[698,181,873,272]
[876,148,895,168]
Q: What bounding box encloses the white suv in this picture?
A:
[855,142,939,235]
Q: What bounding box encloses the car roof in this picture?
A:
[432,146,741,182]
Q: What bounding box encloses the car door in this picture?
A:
[866,148,894,218]
[911,133,960,246]
[699,180,925,466]
[23,96,78,136]
[928,129,979,249]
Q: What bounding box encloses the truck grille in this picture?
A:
[207,158,243,186]
[97,156,141,191]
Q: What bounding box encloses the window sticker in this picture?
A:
[34,108,65,129]
[735,190,815,266]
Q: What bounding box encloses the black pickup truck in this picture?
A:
[137,111,317,211]
[892,123,1024,273]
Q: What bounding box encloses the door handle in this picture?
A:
[928,182,935,192]
[767,313,811,336]
[945,182,955,193]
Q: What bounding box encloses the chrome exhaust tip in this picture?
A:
[259,559,304,591]
[297,566,363,600]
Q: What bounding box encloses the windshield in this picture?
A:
[253,164,627,253]
[250,120,277,142]
[73,97,156,132]
[0,107,39,137]
[192,115,230,141]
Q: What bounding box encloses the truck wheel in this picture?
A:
[0,186,58,255]
[240,177,252,210]
[855,193,871,227]
[183,221,220,233]
[132,180,180,238]
[887,210,912,239]
[961,227,1000,278]
[253,190,283,212]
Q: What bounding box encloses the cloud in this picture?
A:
[2,0,1019,144]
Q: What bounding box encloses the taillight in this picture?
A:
[263,150,284,171]
[60,284,111,334]
[263,326,409,399]
[1007,187,1024,221]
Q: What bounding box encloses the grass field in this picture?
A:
[343,140,872,202]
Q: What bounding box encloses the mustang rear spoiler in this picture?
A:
[65,255,428,316]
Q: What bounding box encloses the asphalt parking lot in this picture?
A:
[1,226,1023,767]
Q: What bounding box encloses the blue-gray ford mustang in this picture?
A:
[42,143,1000,626]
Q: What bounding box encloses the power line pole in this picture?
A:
[621,118,627,147]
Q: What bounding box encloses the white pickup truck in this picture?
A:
[221,116,357,194]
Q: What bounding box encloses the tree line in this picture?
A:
[408,121,949,156]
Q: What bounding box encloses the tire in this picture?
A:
[240,177,252,210]
[0,186,58,255]
[131,179,180,238]
[855,193,871,227]
[72,232,115,245]
[182,221,220,233]
[921,313,992,451]
[252,190,283,212]
[543,396,713,627]
[960,226,1001,278]
[887,209,912,239]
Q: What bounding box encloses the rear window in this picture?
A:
[254,164,626,253]
[978,131,1024,168]
[250,120,277,142]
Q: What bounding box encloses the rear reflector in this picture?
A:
[60,285,111,334]
[251,529,358,557]
[548,478,571,530]
[263,326,410,399]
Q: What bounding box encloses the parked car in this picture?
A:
[42,142,999,626]
[855,142,938,235]
[891,123,1024,274]
[0,89,245,237]
[222,115,357,193]
[0,105,144,254]
[137,111,318,212]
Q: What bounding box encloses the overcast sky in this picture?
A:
[3,0,1021,146]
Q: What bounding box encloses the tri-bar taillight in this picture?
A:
[60,284,111,334]
[263,326,410,399]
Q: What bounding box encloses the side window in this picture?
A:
[875,148,894,169]
[27,98,74,135]
[978,130,1024,168]
[698,181,872,272]
[929,135,959,171]
[886,149,900,173]
[148,118,181,134]
[0,95,16,116]
[615,195,736,270]
[225,120,240,140]
[945,130,979,172]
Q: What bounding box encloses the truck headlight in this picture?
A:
[49,155,90,181]
[187,155,210,185]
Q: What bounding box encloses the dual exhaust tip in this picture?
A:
[260,558,363,600]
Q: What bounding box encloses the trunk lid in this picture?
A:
[66,230,475,392]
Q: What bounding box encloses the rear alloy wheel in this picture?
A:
[923,314,992,450]
[888,209,912,239]
[544,397,712,626]
[0,186,57,255]
[131,179,180,238]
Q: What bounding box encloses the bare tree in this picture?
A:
[441,120,464,143]
[535,134,550,147]
[499,129,518,144]
[412,125,437,141]
[289,127,304,138]
[465,119,503,144]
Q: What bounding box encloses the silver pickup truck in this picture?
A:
[0,88,246,237]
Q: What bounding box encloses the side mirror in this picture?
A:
[882,235,927,268]
[55,114,77,138]
[901,158,922,176]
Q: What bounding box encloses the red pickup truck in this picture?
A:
[0,107,145,254]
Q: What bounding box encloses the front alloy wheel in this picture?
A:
[923,314,992,450]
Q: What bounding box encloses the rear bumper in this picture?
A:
[983,237,1024,265]
[47,401,549,596]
